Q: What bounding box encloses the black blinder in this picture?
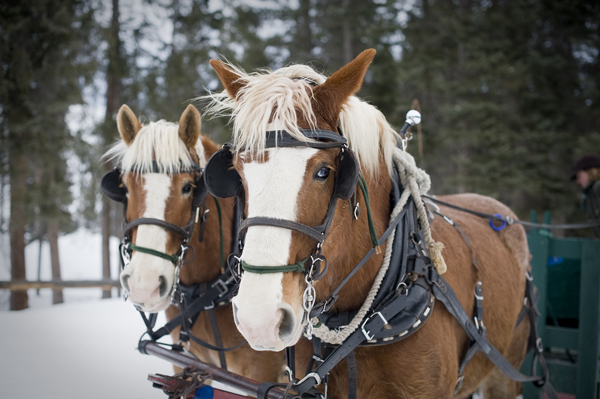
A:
[332,149,359,201]
[100,169,127,203]
[204,148,242,198]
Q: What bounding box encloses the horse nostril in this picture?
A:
[121,274,130,292]
[278,308,295,340]
[158,275,168,298]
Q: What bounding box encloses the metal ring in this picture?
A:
[489,214,506,231]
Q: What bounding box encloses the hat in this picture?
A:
[571,154,600,180]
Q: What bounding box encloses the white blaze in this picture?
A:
[121,173,174,311]
[233,147,317,349]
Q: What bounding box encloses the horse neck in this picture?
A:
[180,136,234,286]
[320,155,393,312]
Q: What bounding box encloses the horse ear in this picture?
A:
[179,104,201,150]
[209,59,246,100]
[117,104,142,146]
[313,49,376,123]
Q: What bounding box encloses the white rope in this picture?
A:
[311,148,446,345]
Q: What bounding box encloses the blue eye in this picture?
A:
[315,167,330,180]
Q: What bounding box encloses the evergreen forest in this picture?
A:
[1,0,599,309]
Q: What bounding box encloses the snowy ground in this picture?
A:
[0,229,174,398]
[0,299,173,399]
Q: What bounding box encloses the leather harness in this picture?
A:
[202,128,559,399]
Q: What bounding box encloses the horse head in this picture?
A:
[206,49,397,351]
[102,104,205,313]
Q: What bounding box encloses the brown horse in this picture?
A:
[206,50,531,398]
[104,104,283,381]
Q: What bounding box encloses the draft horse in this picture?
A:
[101,104,283,381]
[203,50,541,398]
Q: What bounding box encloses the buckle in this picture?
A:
[296,371,321,387]
[361,312,388,340]
[211,279,229,297]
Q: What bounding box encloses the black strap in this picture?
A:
[207,307,227,369]
[124,217,194,239]
[147,273,239,351]
[431,272,558,399]
[310,205,409,317]
[295,292,410,393]
[264,129,347,149]
[346,351,357,399]
[425,194,600,230]
[285,346,296,381]
[240,217,325,243]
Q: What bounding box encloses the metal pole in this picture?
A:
[140,341,295,399]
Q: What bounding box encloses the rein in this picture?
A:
[424,194,600,230]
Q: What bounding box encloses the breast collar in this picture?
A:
[314,165,435,346]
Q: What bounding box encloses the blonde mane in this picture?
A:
[104,120,206,174]
[204,62,399,176]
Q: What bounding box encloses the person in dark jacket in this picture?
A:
[572,154,600,237]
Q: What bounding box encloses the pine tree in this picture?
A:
[398,0,600,225]
[0,0,97,309]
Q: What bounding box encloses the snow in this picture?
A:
[0,299,173,399]
[0,229,174,398]
[0,229,245,398]
[0,229,122,310]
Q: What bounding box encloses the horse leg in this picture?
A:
[481,317,529,399]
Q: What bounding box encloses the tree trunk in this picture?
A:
[101,0,122,299]
[102,195,112,298]
[48,220,63,304]
[10,153,28,310]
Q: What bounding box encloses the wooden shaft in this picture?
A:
[141,341,293,399]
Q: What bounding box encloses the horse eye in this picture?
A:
[120,183,129,194]
[182,183,193,194]
[315,167,330,180]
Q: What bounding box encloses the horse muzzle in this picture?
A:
[120,260,174,313]
[232,296,301,351]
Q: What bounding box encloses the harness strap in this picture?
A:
[285,346,296,381]
[239,217,324,243]
[357,174,380,252]
[241,257,309,274]
[179,294,246,353]
[425,194,600,230]
[130,243,181,265]
[310,206,409,317]
[124,217,193,239]
[295,292,410,393]
[148,274,235,340]
[264,129,347,149]
[454,282,485,394]
[207,307,227,369]
[346,351,358,399]
[431,272,558,399]
[432,210,480,268]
